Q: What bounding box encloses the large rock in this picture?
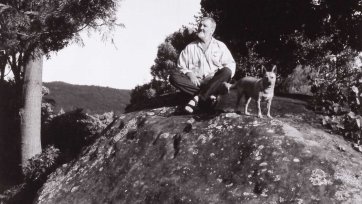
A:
[35,98,362,204]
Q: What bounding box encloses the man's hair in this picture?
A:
[201,16,216,31]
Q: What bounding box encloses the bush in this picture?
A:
[279,65,317,95]
[234,41,271,81]
[129,79,177,105]
[22,146,61,183]
[311,48,362,146]
[42,109,110,160]
[3,146,61,204]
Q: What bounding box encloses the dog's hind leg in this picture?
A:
[244,96,252,116]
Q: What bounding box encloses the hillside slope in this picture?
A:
[35,95,362,204]
[44,82,130,115]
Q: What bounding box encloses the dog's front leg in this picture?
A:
[244,97,251,116]
[257,99,263,118]
[266,98,273,118]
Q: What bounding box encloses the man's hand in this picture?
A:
[186,72,200,87]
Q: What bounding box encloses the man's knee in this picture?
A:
[169,70,184,86]
[220,67,232,76]
[217,67,232,81]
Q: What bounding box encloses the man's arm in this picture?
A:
[177,46,200,86]
[177,48,191,75]
[220,43,236,77]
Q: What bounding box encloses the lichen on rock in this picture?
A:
[34,99,362,204]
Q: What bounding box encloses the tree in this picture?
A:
[151,27,197,81]
[150,42,178,81]
[0,0,120,168]
[200,0,362,76]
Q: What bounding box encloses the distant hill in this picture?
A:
[43,82,131,115]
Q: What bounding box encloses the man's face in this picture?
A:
[197,19,215,41]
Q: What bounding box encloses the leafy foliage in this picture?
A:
[129,79,177,105]
[150,27,197,81]
[22,146,61,183]
[235,41,271,81]
[0,0,119,53]
[280,65,315,95]
[150,42,178,81]
[200,0,362,77]
[42,109,110,160]
[1,145,60,204]
[0,0,120,85]
[311,48,362,145]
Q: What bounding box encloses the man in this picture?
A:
[169,17,236,113]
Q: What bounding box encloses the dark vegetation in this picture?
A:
[0,0,121,202]
[1,87,116,203]
[44,81,131,115]
[0,81,22,191]
[1,80,120,202]
[0,0,121,184]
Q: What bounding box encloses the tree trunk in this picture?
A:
[20,50,43,168]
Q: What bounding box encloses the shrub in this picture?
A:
[280,65,317,95]
[234,41,271,81]
[129,79,177,105]
[42,109,108,160]
[311,48,362,146]
[22,146,61,183]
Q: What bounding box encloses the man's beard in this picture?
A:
[197,31,210,42]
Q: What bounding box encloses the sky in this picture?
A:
[43,0,201,90]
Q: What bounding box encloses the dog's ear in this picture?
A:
[272,65,277,73]
[261,65,266,74]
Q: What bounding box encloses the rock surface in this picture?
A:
[34,97,362,204]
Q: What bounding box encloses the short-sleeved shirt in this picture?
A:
[177,37,236,79]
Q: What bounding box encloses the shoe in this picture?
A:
[209,95,217,107]
[184,96,199,114]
